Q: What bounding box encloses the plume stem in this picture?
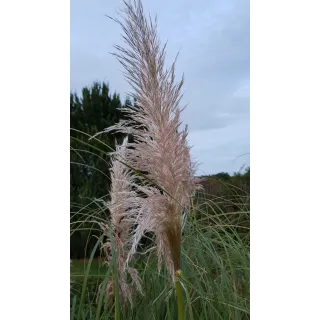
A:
[175,270,184,320]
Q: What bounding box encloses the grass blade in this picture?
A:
[71,295,77,320]
[110,232,121,320]
[95,265,112,320]
[77,235,102,320]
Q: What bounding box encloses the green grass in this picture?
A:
[70,134,250,319]
[70,195,250,320]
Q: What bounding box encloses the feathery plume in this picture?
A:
[103,0,200,280]
[99,137,143,306]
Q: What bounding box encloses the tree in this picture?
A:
[214,172,231,181]
[70,81,127,258]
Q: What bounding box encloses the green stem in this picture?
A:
[175,270,184,320]
[114,285,119,320]
[114,300,119,320]
[110,233,120,320]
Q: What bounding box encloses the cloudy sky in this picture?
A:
[71,0,250,176]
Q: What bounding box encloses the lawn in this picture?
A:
[71,258,108,278]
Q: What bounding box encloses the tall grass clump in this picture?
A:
[70,133,250,319]
[70,191,250,319]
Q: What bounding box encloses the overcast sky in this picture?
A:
[71,0,250,176]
